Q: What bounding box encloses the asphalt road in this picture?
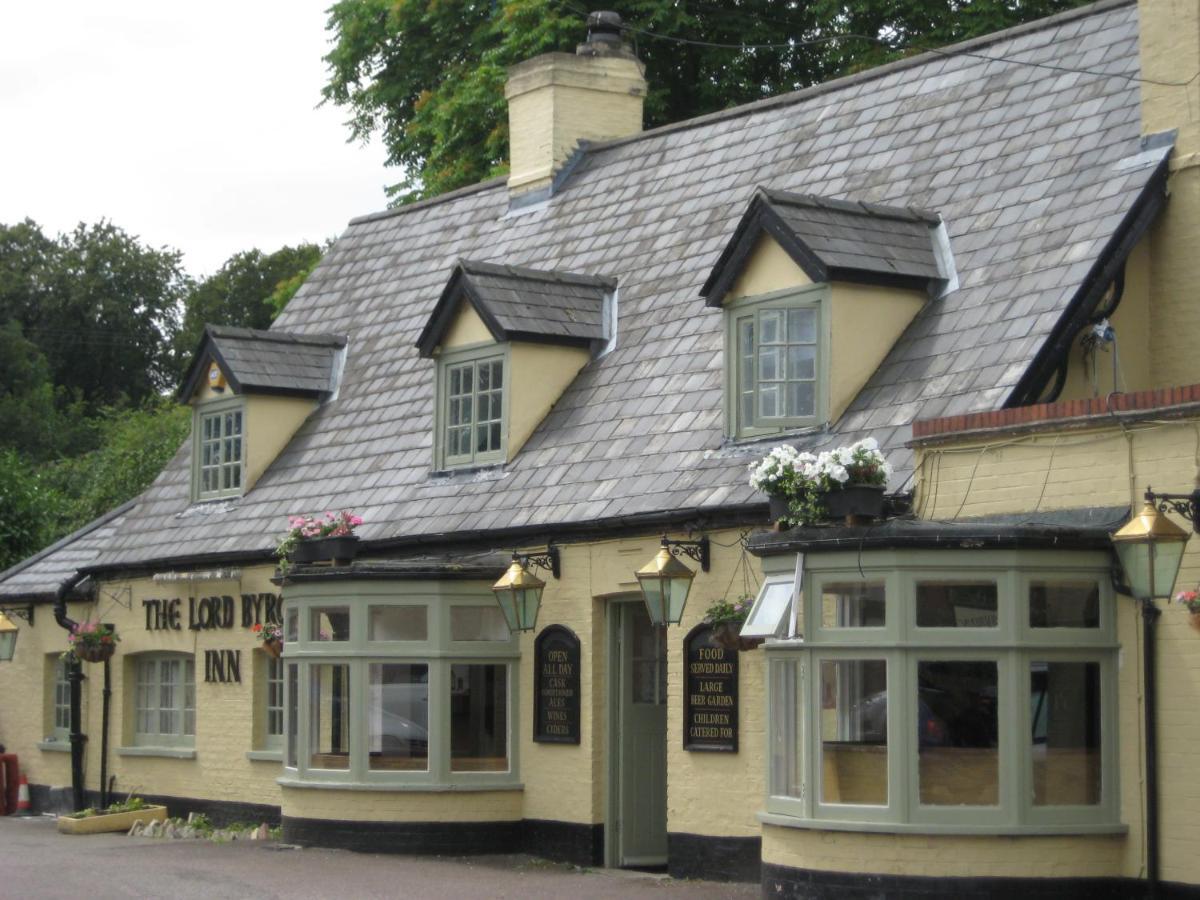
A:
[0,816,758,900]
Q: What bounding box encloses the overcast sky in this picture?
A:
[1,0,391,278]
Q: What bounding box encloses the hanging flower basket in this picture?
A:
[1190,611,1200,633]
[73,642,117,664]
[1172,591,1200,631]
[253,621,284,657]
[711,621,764,652]
[261,638,283,659]
[824,484,886,523]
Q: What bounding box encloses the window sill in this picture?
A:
[277,775,524,793]
[37,740,71,753]
[246,750,283,763]
[116,746,196,760]
[758,811,1128,837]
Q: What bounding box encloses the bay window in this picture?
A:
[281,580,518,788]
[764,549,1119,833]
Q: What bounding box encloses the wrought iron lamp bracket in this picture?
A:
[661,536,711,572]
[0,602,34,625]
[1145,486,1200,533]
[516,544,561,580]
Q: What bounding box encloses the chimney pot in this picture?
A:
[585,11,623,45]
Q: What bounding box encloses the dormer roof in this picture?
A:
[416,260,614,358]
[702,189,945,307]
[176,325,346,401]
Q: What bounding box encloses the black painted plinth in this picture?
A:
[283,815,522,855]
[669,832,760,883]
[525,818,604,866]
[761,863,1200,900]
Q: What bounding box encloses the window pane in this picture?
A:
[450,606,510,641]
[787,345,816,380]
[631,609,667,705]
[759,310,783,344]
[369,664,429,771]
[770,659,802,798]
[821,581,885,628]
[758,383,780,418]
[1032,661,1101,806]
[1030,581,1100,629]
[788,307,817,343]
[369,606,427,641]
[918,661,999,806]
[286,663,298,767]
[742,579,794,639]
[450,664,508,771]
[309,663,350,770]
[820,659,887,805]
[183,661,195,736]
[267,657,284,737]
[285,608,298,643]
[786,381,814,417]
[311,607,350,642]
[916,581,998,628]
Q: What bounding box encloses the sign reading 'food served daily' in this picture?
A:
[684,624,738,752]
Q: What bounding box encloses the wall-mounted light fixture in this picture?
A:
[0,602,34,662]
[492,545,561,633]
[635,536,710,627]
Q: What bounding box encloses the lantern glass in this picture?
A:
[1115,538,1187,602]
[492,559,545,632]
[635,545,695,626]
[0,612,17,662]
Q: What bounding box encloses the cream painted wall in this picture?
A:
[509,341,591,457]
[725,235,813,301]
[439,303,495,350]
[281,786,523,822]
[243,395,318,492]
[910,417,1200,885]
[828,282,924,423]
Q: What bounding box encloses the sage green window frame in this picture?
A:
[264,654,284,751]
[47,654,71,742]
[280,580,520,790]
[191,395,246,501]
[724,284,830,440]
[762,548,1122,835]
[433,343,510,471]
[130,653,196,749]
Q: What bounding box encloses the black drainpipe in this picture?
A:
[54,574,89,812]
[100,658,112,809]
[1142,598,1162,900]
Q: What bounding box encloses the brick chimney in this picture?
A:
[505,11,647,201]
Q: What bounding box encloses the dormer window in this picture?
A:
[702,189,946,439]
[177,326,346,503]
[196,399,244,499]
[441,350,507,467]
[729,288,824,438]
[417,261,614,472]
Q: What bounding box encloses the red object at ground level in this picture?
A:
[0,754,19,815]
[15,773,32,814]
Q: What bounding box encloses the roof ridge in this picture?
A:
[759,188,941,224]
[460,259,616,288]
[207,324,347,348]
[341,0,1131,229]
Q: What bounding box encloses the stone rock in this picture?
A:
[255,823,270,841]
[249,829,258,841]
[127,820,144,837]
[144,820,160,838]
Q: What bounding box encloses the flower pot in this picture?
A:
[824,484,886,523]
[74,642,116,663]
[1190,610,1200,632]
[291,535,360,567]
[57,804,167,835]
[768,494,790,525]
[711,621,764,652]
[262,638,283,659]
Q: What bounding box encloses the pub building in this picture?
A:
[5,4,1200,897]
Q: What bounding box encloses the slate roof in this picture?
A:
[0,0,1176,584]
[0,502,133,601]
[702,189,944,304]
[416,261,613,357]
[176,326,347,400]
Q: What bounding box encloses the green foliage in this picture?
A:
[67,796,149,819]
[322,0,1092,203]
[174,243,324,379]
[0,449,48,571]
[39,401,190,540]
[0,219,187,409]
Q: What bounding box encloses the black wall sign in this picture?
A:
[533,625,581,744]
[683,624,738,752]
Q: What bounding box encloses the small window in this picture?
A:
[1030,581,1099,629]
[194,402,244,499]
[369,606,427,641]
[450,606,510,641]
[728,290,824,438]
[439,352,506,468]
[48,655,71,741]
[916,580,998,629]
[821,581,886,629]
[264,656,284,748]
[134,655,195,747]
[743,559,803,640]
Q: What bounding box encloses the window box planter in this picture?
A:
[57,804,167,835]
[291,535,360,567]
[768,494,790,527]
[824,484,885,523]
[74,643,116,664]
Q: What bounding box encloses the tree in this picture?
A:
[322,0,1092,203]
[174,243,324,374]
[0,219,188,409]
[0,449,50,572]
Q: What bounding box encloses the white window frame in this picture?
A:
[725,284,830,439]
[763,548,1121,835]
[280,581,520,790]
